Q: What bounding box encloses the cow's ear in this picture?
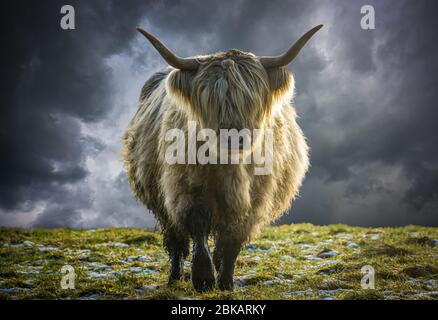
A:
[166,69,195,104]
[266,67,294,96]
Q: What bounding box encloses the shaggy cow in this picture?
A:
[122,25,322,291]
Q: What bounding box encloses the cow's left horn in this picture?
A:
[136,27,199,70]
[259,24,323,68]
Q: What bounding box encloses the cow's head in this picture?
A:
[137,25,322,135]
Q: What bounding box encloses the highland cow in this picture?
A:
[122,25,322,291]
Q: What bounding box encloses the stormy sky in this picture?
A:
[1,0,437,228]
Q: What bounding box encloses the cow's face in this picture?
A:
[167,50,280,133]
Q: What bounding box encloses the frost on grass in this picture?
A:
[0,224,437,300]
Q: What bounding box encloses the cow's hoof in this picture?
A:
[217,274,234,291]
[167,273,183,286]
[168,258,184,285]
[192,251,215,292]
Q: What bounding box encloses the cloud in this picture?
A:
[0,0,152,226]
[1,0,437,228]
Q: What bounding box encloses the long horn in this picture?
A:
[259,24,323,68]
[136,27,199,70]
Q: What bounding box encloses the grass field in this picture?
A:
[0,224,437,300]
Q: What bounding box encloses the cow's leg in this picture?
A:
[212,238,223,272]
[164,226,189,285]
[186,204,215,292]
[216,236,243,291]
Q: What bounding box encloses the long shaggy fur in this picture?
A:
[122,49,309,244]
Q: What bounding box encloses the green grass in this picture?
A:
[0,224,437,300]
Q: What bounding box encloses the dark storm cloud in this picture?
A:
[281,0,438,226]
[0,0,153,223]
[1,0,437,227]
[375,1,438,211]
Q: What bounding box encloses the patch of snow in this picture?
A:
[32,259,55,264]
[88,271,116,279]
[94,242,129,248]
[304,255,322,261]
[316,259,340,267]
[299,244,319,251]
[370,233,381,240]
[0,288,15,294]
[318,289,348,295]
[320,296,335,300]
[23,279,34,286]
[38,245,59,252]
[245,244,273,253]
[17,266,44,276]
[282,289,314,297]
[87,262,112,270]
[124,255,150,262]
[413,291,438,298]
[79,293,102,300]
[425,279,438,289]
[4,241,34,248]
[136,284,158,294]
[409,278,438,290]
[29,266,43,270]
[67,249,91,255]
[113,242,129,248]
[409,232,420,237]
[123,267,156,275]
[265,240,289,246]
[346,241,359,248]
[234,273,257,287]
[6,243,24,248]
[317,250,338,258]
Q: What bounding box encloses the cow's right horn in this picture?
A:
[259,24,323,68]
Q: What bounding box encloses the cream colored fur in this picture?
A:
[122,50,309,243]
